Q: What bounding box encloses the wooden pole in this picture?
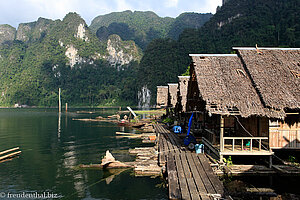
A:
[220,116,224,162]
[59,88,61,113]
[65,103,68,112]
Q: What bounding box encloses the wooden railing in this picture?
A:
[204,129,217,145]
[221,137,269,152]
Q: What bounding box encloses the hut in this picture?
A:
[187,47,300,163]
[233,47,300,150]
[177,76,190,113]
[156,86,168,108]
[168,83,178,108]
[187,54,279,163]
[173,76,190,126]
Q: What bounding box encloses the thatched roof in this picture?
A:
[190,54,285,118]
[178,76,190,112]
[156,86,168,108]
[168,83,178,108]
[234,47,300,112]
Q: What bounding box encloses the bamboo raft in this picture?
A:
[0,147,21,162]
[129,147,162,176]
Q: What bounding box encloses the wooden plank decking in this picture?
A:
[154,124,225,200]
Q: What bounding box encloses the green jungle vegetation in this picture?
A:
[0,0,299,107]
[139,0,300,104]
[0,13,137,107]
[90,10,212,49]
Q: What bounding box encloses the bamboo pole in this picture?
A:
[0,151,21,161]
[115,132,138,136]
[220,116,224,162]
[0,147,19,156]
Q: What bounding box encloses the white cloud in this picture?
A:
[115,0,134,11]
[0,0,222,28]
[164,0,179,8]
[205,0,222,13]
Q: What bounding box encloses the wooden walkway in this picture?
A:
[154,124,225,200]
[154,124,186,166]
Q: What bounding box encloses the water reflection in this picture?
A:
[0,108,167,199]
[58,112,61,140]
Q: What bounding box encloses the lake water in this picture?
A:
[0,108,167,200]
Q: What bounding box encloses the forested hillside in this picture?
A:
[91,10,212,49]
[138,0,300,104]
[0,13,140,106]
[0,0,299,107]
[0,10,211,107]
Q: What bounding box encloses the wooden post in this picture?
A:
[269,155,273,168]
[242,139,244,151]
[220,116,224,162]
[259,139,262,151]
[65,103,68,112]
[58,88,61,113]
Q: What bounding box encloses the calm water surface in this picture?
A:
[0,108,167,200]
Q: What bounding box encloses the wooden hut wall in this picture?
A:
[269,114,300,149]
[156,86,168,108]
[236,117,269,137]
[202,114,221,145]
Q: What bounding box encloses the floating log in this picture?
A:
[0,151,21,161]
[79,150,133,169]
[79,164,102,169]
[115,132,140,136]
[115,132,156,140]
[76,111,95,114]
[101,150,133,169]
[0,147,20,156]
[115,135,143,139]
[72,118,119,123]
[79,163,134,169]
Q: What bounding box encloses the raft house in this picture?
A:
[156,86,169,108]
[158,47,300,166]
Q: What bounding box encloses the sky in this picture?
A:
[0,0,222,28]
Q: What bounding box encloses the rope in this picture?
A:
[234,116,286,164]
[62,169,130,199]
